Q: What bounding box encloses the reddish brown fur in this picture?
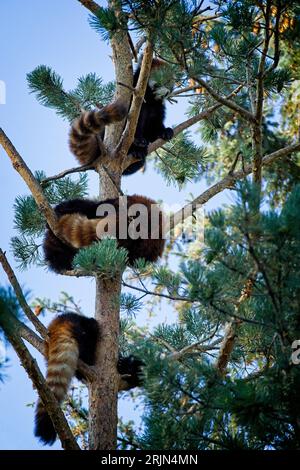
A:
[43,195,166,273]
[69,99,127,165]
[57,214,99,248]
[34,313,144,445]
[34,314,100,445]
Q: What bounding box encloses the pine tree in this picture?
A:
[1,0,300,450]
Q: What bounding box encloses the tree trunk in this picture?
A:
[88,3,133,446]
[88,275,122,449]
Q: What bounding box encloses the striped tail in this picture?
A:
[34,318,79,445]
[56,213,117,249]
[69,99,127,165]
[56,214,99,249]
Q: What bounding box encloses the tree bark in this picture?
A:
[87,0,133,449]
[88,276,121,449]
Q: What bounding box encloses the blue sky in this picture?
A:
[0,0,228,450]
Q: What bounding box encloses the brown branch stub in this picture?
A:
[215,276,255,376]
[215,319,242,375]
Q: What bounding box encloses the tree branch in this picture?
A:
[122,280,191,302]
[168,142,300,230]
[252,0,271,184]
[77,0,100,14]
[40,162,94,186]
[215,276,255,375]
[116,41,153,158]
[0,248,47,338]
[193,77,256,123]
[0,129,60,238]
[169,338,222,361]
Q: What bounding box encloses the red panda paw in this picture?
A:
[160,127,174,141]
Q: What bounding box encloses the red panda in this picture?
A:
[43,194,165,273]
[69,58,173,175]
[34,313,144,445]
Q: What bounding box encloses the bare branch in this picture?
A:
[41,162,94,186]
[268,1,281,73]
[18,320,46,354]
[169,142,300,230]
[116,41,153,158]
[116,81,136,94]
[169,84,204,97]
[127,31,138,61]
[0,128,60,238]
[0,248,47,338]
[169,338,222,361]
[134,35,147,58]
[122,280,191,302]
[193,77,256,123]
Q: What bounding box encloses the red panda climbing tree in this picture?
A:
[1,0,300,450]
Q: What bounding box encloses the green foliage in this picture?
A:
[152,266,182,296]
[11,172,88,269]
[36,171,89,203]
[14,195,45,236]
[45,174,89,202]
[33,291,83,316]
[0,285,24,327]
[73,239,128,278]
[10,235,42,270]
[88,7,123,41]
[0,285,27,381]
[71,73,115,109]
[27,65,115,122]
[122,183,300,449]
[154,132,206,187]
[120,293,143,317]
[27,65,80,121]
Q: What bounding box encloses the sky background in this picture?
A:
[0,0,228,450]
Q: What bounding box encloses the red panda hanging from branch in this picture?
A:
[69,57,174,175]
